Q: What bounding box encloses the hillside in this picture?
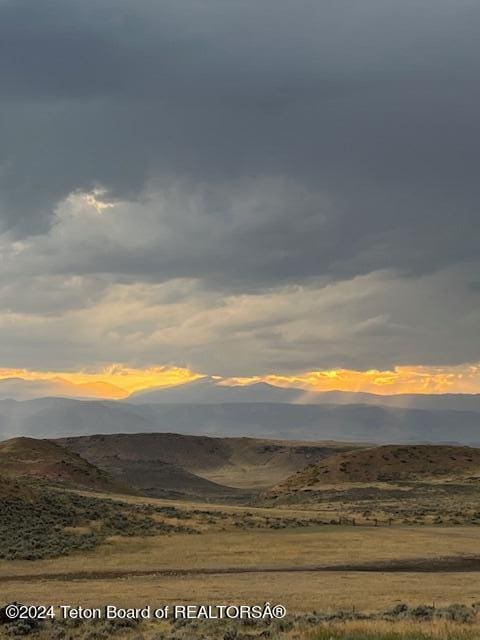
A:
[0,437,131,493]
[277,444,480,491]
[57,432,356,491]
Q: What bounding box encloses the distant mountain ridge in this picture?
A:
[1,396,480,445]
[2,374,480,413]
[302,390,480,412]
[128,377,302,404]
[129,377,480,412]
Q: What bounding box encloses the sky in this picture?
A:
[0,0,479,395]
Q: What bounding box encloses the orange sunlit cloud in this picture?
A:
[0,365,203,399]
[223,364,480,395]
[1,363,480,399]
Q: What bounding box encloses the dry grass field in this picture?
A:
[3,567,480,612]
[3,444,480,639]
[2,492,480,630]
[2,523,480,579]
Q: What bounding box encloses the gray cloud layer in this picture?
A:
[0,0,479,373]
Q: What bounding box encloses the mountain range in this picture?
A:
[0,395,479,444]
[128,377,480,411]
[3,375,480,412]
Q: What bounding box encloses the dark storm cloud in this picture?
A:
[0,0,479,374]
[0,0,479,283]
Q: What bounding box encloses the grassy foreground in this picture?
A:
[3,487,480,638]
[2,605,480,639]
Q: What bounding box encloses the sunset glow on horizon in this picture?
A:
[1,363,480,399]
[223,365,480,396]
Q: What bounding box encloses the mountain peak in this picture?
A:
[128,378,301,404]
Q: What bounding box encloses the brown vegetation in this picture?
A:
[275,445,480,491]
